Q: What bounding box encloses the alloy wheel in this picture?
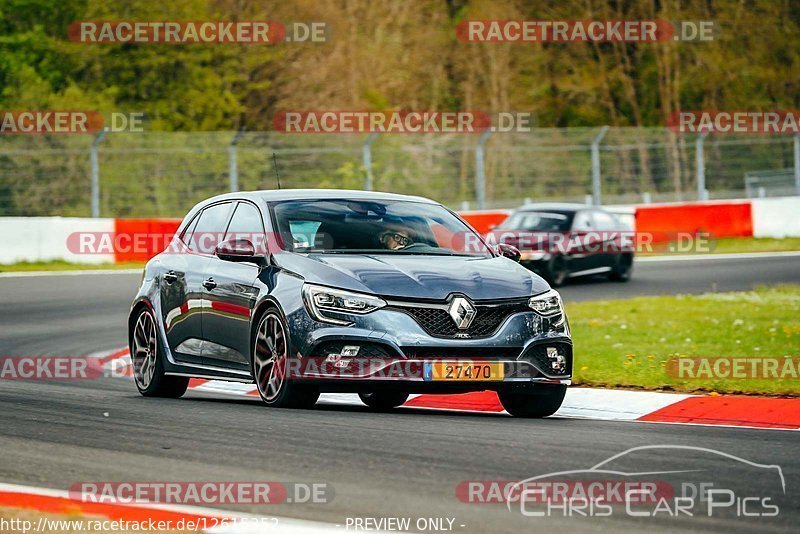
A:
[254,312,288,401]
[132,309,157,390]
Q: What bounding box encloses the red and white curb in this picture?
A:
[105,349,800,431]
[0,482,341,534]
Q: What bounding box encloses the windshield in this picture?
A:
[270,199,492,256]
[498,211,573,232]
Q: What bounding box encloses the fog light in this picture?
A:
[341,345,360,357]
[547,346,566,373]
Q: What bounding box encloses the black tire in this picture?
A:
[359,391,409,411]
[252,307,319,409]
[544,256,569,287]
[609,253,633,282]
[130,306,189,398]
[498,385,567,418]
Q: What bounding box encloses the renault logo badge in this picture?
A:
[448,297,477,330]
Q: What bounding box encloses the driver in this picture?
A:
[379,223,414,250]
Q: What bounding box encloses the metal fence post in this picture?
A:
[475,129,492,209]
[591,126,609,206]
[794,133,800,196]
[229,130,245,192]
[363,132,378,191]
[90,130,106,218]
[696,131,709,201]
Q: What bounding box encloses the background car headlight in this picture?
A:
[528,289,563,317]
[519,251,551,261]
[302,284,386,325]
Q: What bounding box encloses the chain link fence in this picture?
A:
[1,128,799,217]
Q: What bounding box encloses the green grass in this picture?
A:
[567,285,800,396]
[0,260,145,272]
[710,237,800,254]
[641,236,800,256]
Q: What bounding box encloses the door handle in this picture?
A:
[163,271,178,283]
[203,277,217,290]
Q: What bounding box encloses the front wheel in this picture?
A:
[498,385,567,418]
[253,309,319,409]
[130,306,189,398]
[544,256,569,287]
[359,391,409,411]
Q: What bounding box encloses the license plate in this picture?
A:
[423,361,504,381]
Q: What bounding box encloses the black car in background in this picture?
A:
[485,203,634,286]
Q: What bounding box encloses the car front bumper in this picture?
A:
[285,304,573,390]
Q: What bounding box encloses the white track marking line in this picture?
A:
[0,268,142,278]
[637,250,800,262]
[556,388,693,420]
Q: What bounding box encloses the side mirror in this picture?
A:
[497,243,521,262]
[215,238,260,263]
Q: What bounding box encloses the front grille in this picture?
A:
[402,347,522,359]
[520,342,573,377]
[391,299,531,339]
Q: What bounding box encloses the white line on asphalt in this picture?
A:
[0,268,143,278]
[636,250,800,263]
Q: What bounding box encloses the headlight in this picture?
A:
[528,289,563,317]
[519,251,551,261]
[302,284,386,325]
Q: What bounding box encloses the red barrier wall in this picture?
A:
[459,211,510,235]
[635,202,753,243]
[112,202,754,262]
[114,218,181,263]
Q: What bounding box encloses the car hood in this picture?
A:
[273,252,549,300]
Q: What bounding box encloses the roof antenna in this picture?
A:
[272,152,282,190]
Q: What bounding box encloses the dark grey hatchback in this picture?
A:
[128,190,573,417]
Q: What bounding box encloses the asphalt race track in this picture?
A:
[1,253,799,532]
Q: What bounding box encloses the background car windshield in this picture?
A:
[499,211,573,232]
[270,199,492,256]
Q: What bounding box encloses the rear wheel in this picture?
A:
[131,306,189,398]
[609,253,633,282]
[498,385,567,418]
[253,308,319,409]
[359,391,409,411]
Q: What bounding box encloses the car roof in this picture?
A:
[515,202,592,212]
[201,189,438,205]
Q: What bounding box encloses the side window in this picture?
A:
[592,211,617,231]
[572,211,592,231]
[180,213,200,245]
[225,202,264,239]
[187,202,233,254]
